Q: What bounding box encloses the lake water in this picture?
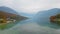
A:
[0,17,60,34]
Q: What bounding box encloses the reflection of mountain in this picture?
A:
[34,8,60,29]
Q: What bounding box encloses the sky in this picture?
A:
[0,0,60,14]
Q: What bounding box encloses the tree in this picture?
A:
[56,14,60,18]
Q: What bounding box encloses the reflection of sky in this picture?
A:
[0,0,60,34]
[0,22,60,34]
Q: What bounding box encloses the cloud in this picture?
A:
[0,0,60,14]
[11,0,60,14]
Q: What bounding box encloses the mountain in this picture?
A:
[0,6,32,18]
[0,6,28,29]
[0,6,18,14]
[18,12,35,18]
[0,6,28,20]
[34,8,60,29]
[0,11,28,21]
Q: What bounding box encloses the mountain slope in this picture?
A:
[0,6,18,14]
[0,6,28,29]
[0,6,28,22]
[34,8,60,29]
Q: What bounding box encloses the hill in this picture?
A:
[0,6,28,29]
[34,8,60,29]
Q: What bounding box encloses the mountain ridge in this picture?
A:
[34,8,60,29]
[0,6,18,14]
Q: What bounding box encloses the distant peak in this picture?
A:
[50,8,60,10]
[0,6,8,8]
[0,6,18,14]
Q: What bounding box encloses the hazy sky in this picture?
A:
[0,0,60,14]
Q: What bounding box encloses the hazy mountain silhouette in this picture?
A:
[0,6,28,20]
[0,6,28,29]
[34,8,60,29]
[0,6,18,14]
